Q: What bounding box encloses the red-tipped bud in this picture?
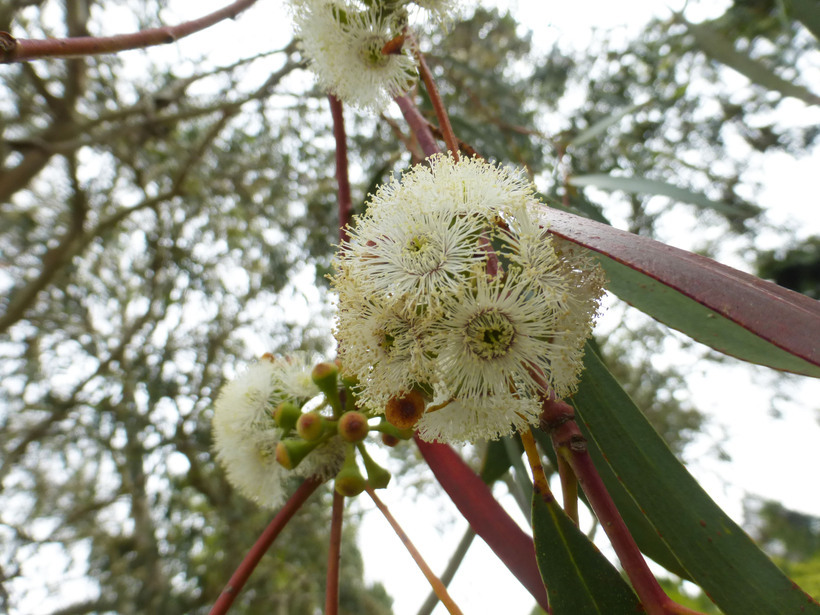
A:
[296,411,325,441]
[312,361,342,414]
[275,439,319,470]
[311,361,338,391]
[338,411,369,442]
[381,433,400,447]
[385,390,426,430]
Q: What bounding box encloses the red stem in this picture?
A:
[1,0,259,63]
[325,490,345,615]
[415,436,550,612]
[395,95,440,158]
[414,49,459,160]
[209,478,322,615]
[541,400,704,615]
[328,94,353,243]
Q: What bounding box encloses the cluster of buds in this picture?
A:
[288,0,459,111]
[212,354,412,508]
[332,154,606,443]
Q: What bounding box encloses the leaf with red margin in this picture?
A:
[414,437,550,611]
[538,207,820,377]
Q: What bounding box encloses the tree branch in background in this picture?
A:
[0,0,259,63]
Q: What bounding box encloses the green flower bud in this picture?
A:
[273,401,301,432]
[312,361,343,415]
[338,411,369,443]
[334,445,366,497]
[358,444,391,489]
[275,438,320,470]
[296,411,325,441]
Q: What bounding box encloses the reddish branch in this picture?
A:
[395,95,440,158]
[209,478,322,615]
[328,95,353,243]
[540,399,704,615]
[325,490,345,615]
[413,47,459,159]
[1,0,259,63]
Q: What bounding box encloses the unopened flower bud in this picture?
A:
[273,401,302,432]
[312,361,342,414]
[275,439,320,470]
[334,446,366,497]
[338,411,369,442]
[296,411,325,441]
[358,445,391,489]
[385,390,426,430]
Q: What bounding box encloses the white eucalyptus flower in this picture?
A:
[335,293,434,407]
[341,206,486,306]
[212,361,291,509]
[290,0,417,111]
[417,392,541,443]
[212,356,332,508]
[332,155,606,442]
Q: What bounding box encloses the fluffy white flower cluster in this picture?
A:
[211,353,345,509]
[333,155,606,443]
[288,0,457,111]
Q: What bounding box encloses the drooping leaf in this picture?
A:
[790,0,820,40]
[572,346,820,614]
[531,429,690,581]
[681,17,820,105]
[531,489,642,614]
[415,437,550,611]
[565,101,650,148]
[537,207,820,377]
[479,438,515,484]
[567,174,758,219]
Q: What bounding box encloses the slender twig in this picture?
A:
[556,453,579,525]
[540,399,705,615]
[1,0,259,63]
[328,94,353,243]
[412,45,459,159]
[366,487,465,615]
[395,95,440,158]
[326,490,345,615]
[520,430,553,501]
[209,478,322,615]
[415,526,475,615]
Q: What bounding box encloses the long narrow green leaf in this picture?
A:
[682,17,820,105]
[572,346,820,614]
[568,174,758,219]
[531,429,691,581]
[532,489,642,614]
[791,0,820,40]
[566,101,650,148]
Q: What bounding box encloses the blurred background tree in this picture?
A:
[0,0,817,613]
